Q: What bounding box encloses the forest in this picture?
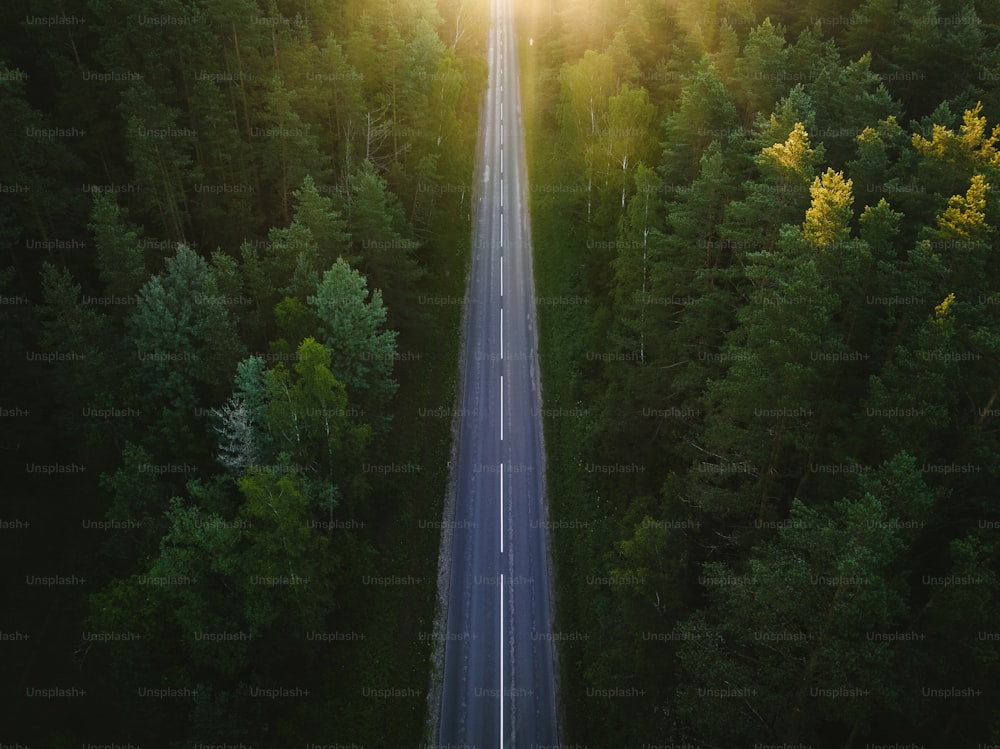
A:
[4,0,1000,746]
[1,0,486,745]
[521,0,1000,746]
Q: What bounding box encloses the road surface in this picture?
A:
[436,0,559,744]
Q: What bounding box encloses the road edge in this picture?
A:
[510,10,564,747]
[423,65,491,749]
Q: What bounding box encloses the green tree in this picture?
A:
[690,244,842,525]
[127,244,245,411]
[290,175,352,268]
[659,58,741,187]
[804,50,899,167]
[724,121,823,255]
[912,102,1000,200]
[558,50,617,218]
[119,77,197,242]
[99,441,171,561]
[675,484,925,745]
[308,256,399,427]
[254,75,330,223]
[263,337,369,495]
[733,18,790,121]
[599,84,656,210]
[35,262,122,448]
[845,0,984,116]
[340,161,423,327]
[88,189,147,299]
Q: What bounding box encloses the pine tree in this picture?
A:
[119,78,197,242]
[659,58,742,187]
[733,18,790,121]
[675,480,925,746]
[340,162,423,328]
[211,396,259,475]
[127,244,246,411]
[87,189,147,299]
[802,167,854,249]
[307,257,398,429]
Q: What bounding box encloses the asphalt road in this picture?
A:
[436,0,559,744]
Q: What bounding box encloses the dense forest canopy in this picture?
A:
[3,0,1000,746]
[1,0,485,745]
[522,0,1000,746]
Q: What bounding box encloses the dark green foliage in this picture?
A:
[9,0,1000,744]
[1,0,486,744]
[524,0,1000,745]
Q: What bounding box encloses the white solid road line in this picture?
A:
[497,0,504,740]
